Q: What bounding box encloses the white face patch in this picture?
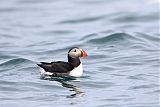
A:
[68,48,82,58]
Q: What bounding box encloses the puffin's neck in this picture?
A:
[68,55,81,67]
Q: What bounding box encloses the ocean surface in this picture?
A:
[0,0,159,107]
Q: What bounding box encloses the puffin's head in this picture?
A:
[68,47,88,58]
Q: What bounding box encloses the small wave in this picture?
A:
[17,0,55,4]
[1,34,19,39]
[83,32,159,52]
[0,58,34,67]
[111,13,159,23]
[80,33,98,41]
[127,75,147,81]
[80,81,115,88]
[86,33,130,44]
[0,8,19,13]
[0,54,17,60]
[58,15,106,24]
[146,90,160,94]
[86,55,107,60]
[128,84,159,90]
[39,30,74,36]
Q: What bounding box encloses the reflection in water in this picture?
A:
[59,80,85,98]
[41,75,85,98]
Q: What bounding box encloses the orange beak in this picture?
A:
[80,49,88,58]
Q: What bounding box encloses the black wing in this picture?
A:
[37,61,74,73]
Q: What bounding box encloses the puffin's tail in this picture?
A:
[37,63,42,68]
[37,62,51,70]
[37,63,47,75]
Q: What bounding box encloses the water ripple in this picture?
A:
[86,33,128,44]
[111,13,159,23]
[0,58,34,67]
[128,84,159,90]
[58,15,107,24]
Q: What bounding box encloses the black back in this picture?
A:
[37,61,74,73]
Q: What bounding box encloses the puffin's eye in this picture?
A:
[74,49,76,52]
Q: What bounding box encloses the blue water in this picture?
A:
[0,0,159,107]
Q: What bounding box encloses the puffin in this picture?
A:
[37,47,88,77]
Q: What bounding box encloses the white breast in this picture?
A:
[69,62,83,77]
